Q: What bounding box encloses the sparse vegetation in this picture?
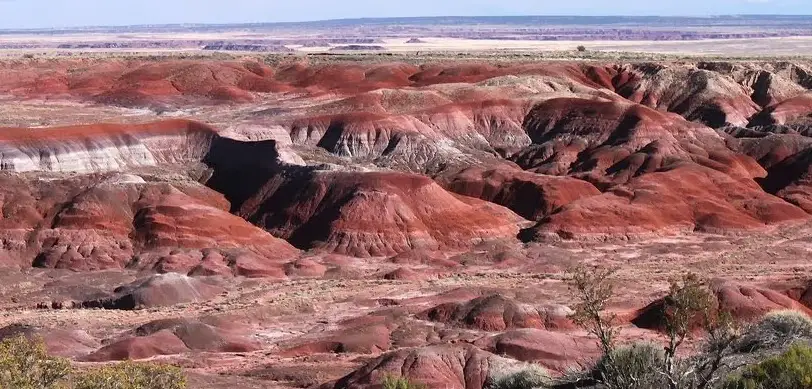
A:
[576,45,587,52]
[487,364,550,389]
[724,343,812,389]
[567,265,620,356]
[0,336,186,389]
[737,310,812,352]
[0,335,71,389]
[381,375,426,389]
[74,362,187,389]
[592,342,666,389]
[566,267,740,389]
[659,273,737,389]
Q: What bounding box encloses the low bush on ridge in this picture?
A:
[736,310,812,352]
[382,375,427,389]
[487,363,550,389]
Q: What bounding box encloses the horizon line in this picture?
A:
[3,14,812,32]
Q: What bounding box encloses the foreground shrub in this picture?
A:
[488,364,549,389]
[0,335,71,389]
[74,361,186,389]
[724,343,812,389]
[381,375,426,389]
[737,310,812,352]
[567,268,741,389]
[0,335,187,389]
[592,342,667,389]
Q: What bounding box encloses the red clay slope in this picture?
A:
[515,97,762,184]
[0,172,298,273]
[437,165,601,221]
[209,167,526,257]
[529,162,809,240]
[0,119,218,172]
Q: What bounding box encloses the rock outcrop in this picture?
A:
[83,317,259,361]
[80,274,225,309]
[474,329,601,372]
[418,294,547,331]
[332,345,510,389]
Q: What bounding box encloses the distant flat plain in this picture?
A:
[2,15,812,58]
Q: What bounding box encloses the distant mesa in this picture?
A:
[202,44,294,52]
[406,38,426,44]
[329,45,386,52]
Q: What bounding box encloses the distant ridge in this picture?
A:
[3,14,812,34]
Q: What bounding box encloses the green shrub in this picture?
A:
[381,375,426,389]
[593,342,667,389]
[0,336,187,389]
[737,310,812,352]
[0,335,71,389]
[74,361,186,389]
[724,343,812,389]
[487,364,549,389]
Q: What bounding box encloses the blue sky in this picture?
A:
[0,0,810,29]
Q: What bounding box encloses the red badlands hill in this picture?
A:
[0,119,218,172]
[529,163,808,239]
[84,317,260,362]
[208,167,525,257]
[4,59,812,242]
[749,93,812,126]
[10,174,300,273]
[0,119,301,272]
[632,280,812,332]
[516,97,759,183]
[438,165,601,220]
[418,294,554,331]
[0,59,767,117]
[761,147,812,213]
[474,329,601,372]
[5,60,812,244]
[616,64,760,127]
